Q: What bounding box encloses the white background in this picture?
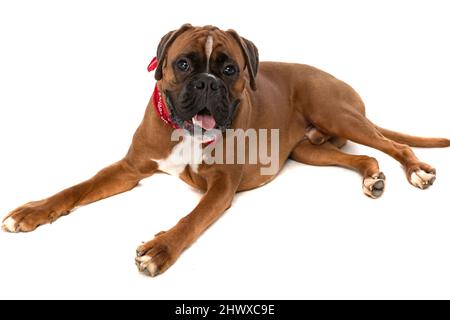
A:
[0,0,449,299]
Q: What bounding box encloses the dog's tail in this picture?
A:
[372,123,450,148]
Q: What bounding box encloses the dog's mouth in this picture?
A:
[182,109,223,143]
[164,91,241,143]
[192,110,216,131]
[184,109,216,131]
[165,92,240,143]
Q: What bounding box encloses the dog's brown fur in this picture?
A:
[3,25,449,276]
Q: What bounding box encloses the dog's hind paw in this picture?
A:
[363,172,386,198]
[410,169,436,189]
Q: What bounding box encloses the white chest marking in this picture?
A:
[154,135,204,177]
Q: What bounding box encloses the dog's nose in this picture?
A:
[194,75,219,91]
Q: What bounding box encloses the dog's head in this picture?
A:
[154,24,259,134]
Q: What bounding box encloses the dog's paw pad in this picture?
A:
[410,169,436,189]
[363,172,386,198]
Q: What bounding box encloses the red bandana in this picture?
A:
[148,57,179,129]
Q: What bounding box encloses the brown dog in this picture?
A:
[2,24,449,276]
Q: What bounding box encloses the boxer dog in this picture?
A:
[3,24,449,276]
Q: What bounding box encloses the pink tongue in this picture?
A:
[194,114,216,130]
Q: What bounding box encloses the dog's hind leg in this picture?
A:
[309,102,441,189]
[290,140,385,198]
[2,158,155,233]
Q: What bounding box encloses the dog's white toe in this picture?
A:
[410,170,436,189]
[135,255,159,277]
[2,217,17,232]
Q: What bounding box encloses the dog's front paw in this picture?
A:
[2,200,63,233]
[135,232,180,277]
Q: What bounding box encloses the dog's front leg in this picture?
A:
[135,168,242,277]
[2,158,156,232]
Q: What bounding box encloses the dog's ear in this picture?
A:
[227,29,259,91]
[155,23,193,80]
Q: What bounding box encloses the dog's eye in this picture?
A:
[223,65,236,76]
[176,59,190,72]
